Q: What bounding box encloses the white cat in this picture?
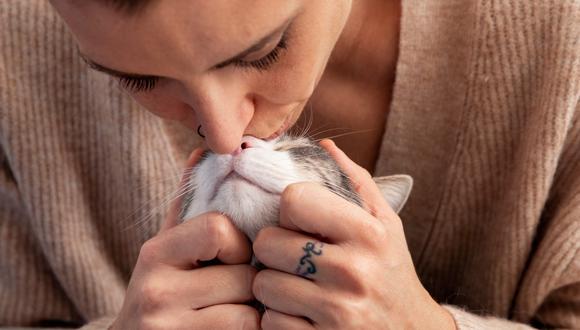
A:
[180,135,412,241]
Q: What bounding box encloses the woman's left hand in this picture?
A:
[252,139,456,329]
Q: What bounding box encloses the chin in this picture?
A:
[210,181,281,241]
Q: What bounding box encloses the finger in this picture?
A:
[319,139,395,221]
[140,212,251,268]
[139,265,256,313]
[169,304,260,329]
[253,269,325,323]
[183,265,257,309]
[254,227,345,283]
[161,147,206,232]
[262,309,315,330]
[279,182,380,243]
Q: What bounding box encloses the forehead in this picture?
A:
[54,0,301,76]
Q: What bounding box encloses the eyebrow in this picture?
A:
[80,17,294,79]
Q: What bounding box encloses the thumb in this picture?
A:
[160,147,206,232]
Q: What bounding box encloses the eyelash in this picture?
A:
[118,75,159,93]
[232,33,288,71]
[118,33,289,93]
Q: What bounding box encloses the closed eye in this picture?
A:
[226,31,288,71]
[113,31,289,93]
[83,18,294,93]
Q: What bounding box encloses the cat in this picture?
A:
[179,135,413,241]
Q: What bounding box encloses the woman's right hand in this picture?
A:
[111,149,260,329]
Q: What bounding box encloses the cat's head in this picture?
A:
[180,135,412,240]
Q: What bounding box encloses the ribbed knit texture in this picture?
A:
[377,0,580,328]
[0,2,193,328]
[0,1,578,329]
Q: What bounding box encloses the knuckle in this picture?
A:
[281,182,305,207]
[139,279,168,314]
[138,316,167,330]
[328,256,367,294]
[370,221,388,240]
[322,296,349,324]
[214,305,260,330]
[353,219,387,248]
[361,168,373,180]
[322,295,364,327]
[138,237,163,265]
[203,214,230,247]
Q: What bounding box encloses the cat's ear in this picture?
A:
[373,175,413,213]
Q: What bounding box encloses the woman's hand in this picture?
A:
[111,149,260,330]
[252,139,456,329]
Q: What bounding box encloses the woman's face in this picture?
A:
[50,0,352,154]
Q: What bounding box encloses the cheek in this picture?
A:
[253,25,337,106]
[256,63,320,106]
[129,89,197,126]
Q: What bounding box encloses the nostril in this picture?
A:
[241,142,250,149]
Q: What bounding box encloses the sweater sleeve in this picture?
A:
[445,105,580,329]
[0,146,122,328]
[0,315,115,330]
[443,282,580,330]
[78,316,116,330]
[443,305,535,330]
[0,147,76,325]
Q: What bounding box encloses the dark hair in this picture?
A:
[96,0,152,14]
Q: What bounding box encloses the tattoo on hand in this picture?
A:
[295,241,324,277]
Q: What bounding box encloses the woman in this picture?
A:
[0,0,578,328]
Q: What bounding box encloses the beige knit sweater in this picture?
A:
[1,1,579,329]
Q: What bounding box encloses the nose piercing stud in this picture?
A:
[197,125,205,139]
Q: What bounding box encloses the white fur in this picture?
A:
[182,136,413,241]
[183,136,306,240]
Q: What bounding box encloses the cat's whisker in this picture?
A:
[286,104,312,137]
[123,180,199,233]
[253,160,358,202]
[128,166,199,190]
[295,104,313,138]
[302,105,315,138]
[306,127,354,139]
[131,165,195,191]
[312,128,376,142]
[130,174,189,192]
[291,105,316,139]
[123,197,176,233]
[127,187,196,234]
[300,123,337,139]
[176,133,390,243]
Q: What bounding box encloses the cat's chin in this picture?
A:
[210,180,281,240]
[224,173,279,196]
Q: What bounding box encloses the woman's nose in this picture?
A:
[182,79,255,154]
